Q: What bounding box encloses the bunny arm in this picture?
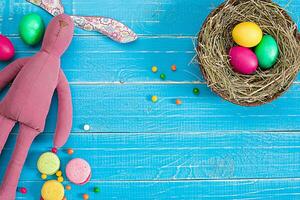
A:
[0,58,30,91]
[54,69,72,148]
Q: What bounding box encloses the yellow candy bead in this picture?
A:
[57,176,64,183]
[151,66,158,73]
[56,170,62,177]
[151,96,158,103]
[41,174,47,180]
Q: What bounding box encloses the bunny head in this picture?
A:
[42,14,74,56]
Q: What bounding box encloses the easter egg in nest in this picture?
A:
[232,22,263,48]
[197,0,300,106]
[229,46,258,75]
[255,35,279,70]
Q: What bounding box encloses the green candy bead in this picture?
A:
[193,88,200,95]
[254,35,279,70]
[19,13,45,46]
[160,73,166,80]
[93,187,100,193]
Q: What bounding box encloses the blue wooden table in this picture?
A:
[0,0,300,199]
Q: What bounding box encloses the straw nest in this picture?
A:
[197,0,300,106]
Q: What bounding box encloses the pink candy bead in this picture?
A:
[19,187,27,194]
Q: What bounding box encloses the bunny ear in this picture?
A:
[26,0,64,16]
[27,0,138,43]
[70,16,138,43]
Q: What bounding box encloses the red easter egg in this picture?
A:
[229,46,258,75]
[0,34,15,61]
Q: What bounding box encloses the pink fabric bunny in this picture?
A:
[0,14,74,199]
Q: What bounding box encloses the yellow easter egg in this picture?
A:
[232,22,263,48]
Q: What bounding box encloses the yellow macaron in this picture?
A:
[37,152,60,175]
[41,180,64,200]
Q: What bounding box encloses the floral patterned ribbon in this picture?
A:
[26,0,138,43]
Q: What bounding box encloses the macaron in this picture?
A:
[37,152,60,175]
[66,158,91,185]
[41,180,64,200]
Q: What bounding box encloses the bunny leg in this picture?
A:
[0,115,16,155]
[0,124,39,200]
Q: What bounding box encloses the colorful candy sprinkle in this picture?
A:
[57,176,64,183]
[51,147,58,154]
[171,65,177,71]
[56,170,62,177]
[175,99,182,105]
[19,187,27,194]
[65,185,71,190]
[151,96,158,103]
[67,148,74,155]
[94,187,100,193]
[41,174,47,180]
[193,88,200,95]
[83,124,90,131]
[151,66,158,73]
[160,73,166,80]
[83,194,89,200]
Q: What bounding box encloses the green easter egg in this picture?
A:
[254,35,279,70]
[19,13,45,46]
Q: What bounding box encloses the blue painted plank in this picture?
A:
[0,0,227,36]
[1,35,299,83]
[1,84,300,133]
[1,0,299,36]
[1,132,300,181]
[0,0,299,199]
[1,0,299,83]
[15,179,300,199]
[0,36,204,83]
[42,84,300,133]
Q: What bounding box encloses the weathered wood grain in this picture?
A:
[15,179,300,199]
[1,0,299,36]
[1,132,300,181]
[0,0,300,199]
[0,36,202,83]
[1,35,299,83]
[48,84,300,133]
[0,0,299,84]
[1,84,300,133]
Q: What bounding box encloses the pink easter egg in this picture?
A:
[0,34,15,61]
[229,46,258,75]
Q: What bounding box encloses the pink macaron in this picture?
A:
[66,158,91,185]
